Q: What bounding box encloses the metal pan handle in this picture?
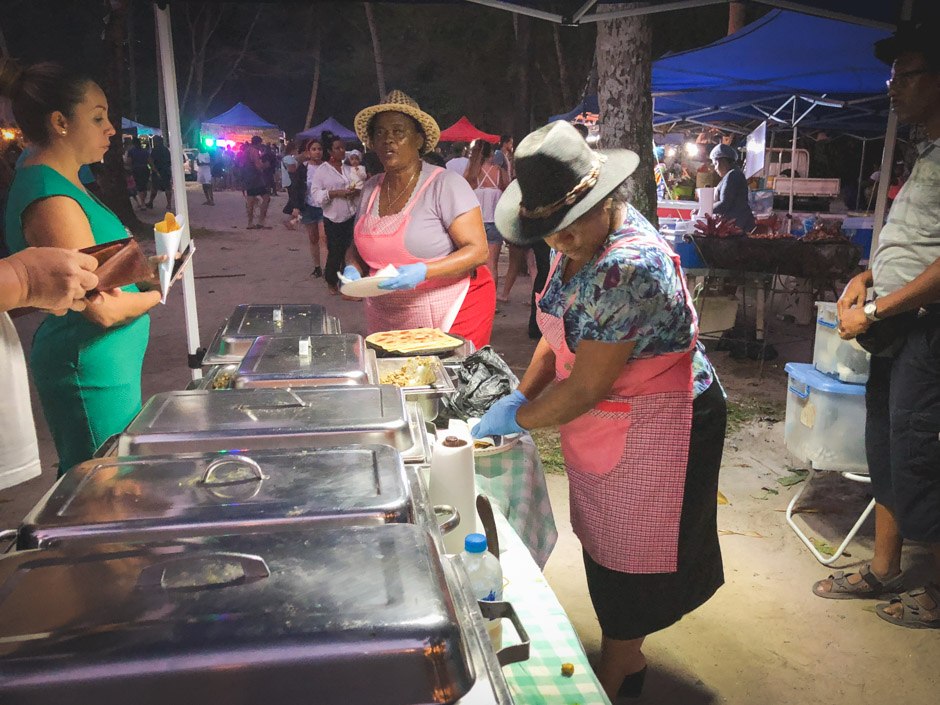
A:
[136,552,270,591]
[201,455,264,485]
[433,505,460,535]
[92,433,121,459]
[0,529,18,554]
[479,600,531,667]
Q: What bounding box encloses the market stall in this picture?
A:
[200,101,282,147]
[439,116,500,144]
[0,303,597,704]
[295,116,357,142]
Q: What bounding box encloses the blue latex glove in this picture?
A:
[378,262,428,291]
[342,265,362,281]
[472,390,528,438]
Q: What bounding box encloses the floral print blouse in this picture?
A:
[538,205,716,397]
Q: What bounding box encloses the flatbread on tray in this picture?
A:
[366,328,463,354]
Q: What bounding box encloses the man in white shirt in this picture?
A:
[813,18,940,630]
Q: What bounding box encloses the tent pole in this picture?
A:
[856,138,867,212]
[788,97,797,215]
[871,110,898,252]
[870,0,913,255]
[154,2,202,380]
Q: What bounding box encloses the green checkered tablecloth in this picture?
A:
[493,509,610,705]
[475,434,558,569]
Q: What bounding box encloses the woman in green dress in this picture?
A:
[1,60,162,474]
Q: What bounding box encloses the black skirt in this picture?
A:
[583,379,727,640]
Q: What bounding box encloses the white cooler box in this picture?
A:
[813,302,870,384]
[784,362,868,472]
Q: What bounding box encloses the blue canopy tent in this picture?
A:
[295,117,357,142]
[121,117,162,136]
[552,11,893,212]
[202,102,277,129]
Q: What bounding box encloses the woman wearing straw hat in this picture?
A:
[343,90,495,347]
[472,121,726,699]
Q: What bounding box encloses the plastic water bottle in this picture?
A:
[461,533,503,650]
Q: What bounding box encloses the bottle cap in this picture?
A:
[464,533,487,553]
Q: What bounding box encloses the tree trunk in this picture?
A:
[512,13,532,142]
[552,24,573,110]
[303,25,322,130]
[99,0,143,233]
[596,3,657,226]
[364,3,386,100]
[728,1,747,35]
[0,19,9,58]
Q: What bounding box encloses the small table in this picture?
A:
[475,434,558,569]
[494,509,610,705]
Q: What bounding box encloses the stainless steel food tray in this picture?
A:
[118,386,413,456]
[234,334,372,389]
[374,355,457,421]
[202,304,340,366]
[0,525,482,705]
[16,446,418,549]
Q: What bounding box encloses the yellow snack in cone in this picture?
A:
[154,212,180,233]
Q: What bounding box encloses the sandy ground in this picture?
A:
[6,184,938,704]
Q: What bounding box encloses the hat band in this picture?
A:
[519,155,606,220]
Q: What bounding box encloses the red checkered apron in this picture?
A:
[354,167,471,334]
[536,232,697,573]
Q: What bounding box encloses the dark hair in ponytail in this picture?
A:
[0,59,93,146]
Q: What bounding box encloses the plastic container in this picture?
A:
[461,533,503,650]
[812,302,870,384]
[784,362,868,472]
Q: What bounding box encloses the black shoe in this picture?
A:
[617,666,647,699]
[311,267,322,278]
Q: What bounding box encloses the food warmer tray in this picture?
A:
[0,524,526,704]
[202,303,341,366]
[234,334,372,389]
[15,446,449,550]
[374,355,457,421]
[119,385,409,455]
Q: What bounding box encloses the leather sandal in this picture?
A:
[875,584,940,629]
[812,564,904,600]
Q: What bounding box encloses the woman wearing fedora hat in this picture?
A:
[473,121,726,699]
[342,90,495,347]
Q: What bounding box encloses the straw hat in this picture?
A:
[495,121,639,246]
[354,89,441,152]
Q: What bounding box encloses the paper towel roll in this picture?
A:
[696,187,715,215]
[429,433,477,554]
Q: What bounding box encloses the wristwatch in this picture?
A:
[863,300,881,322]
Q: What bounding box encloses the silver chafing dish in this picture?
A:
[202,303,341,366]
[374,355,457,421]
[234,334,373,389]
[0,524,526,704]
[16,446,459,550]
[118,386,430,464]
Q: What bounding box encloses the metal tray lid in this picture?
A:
[118,386,412,455]
[234,334,370,387]
[203,304,338,366]
[0,525,473,704]
[17,446,412,549]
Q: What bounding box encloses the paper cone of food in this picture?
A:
[154,212,184,303]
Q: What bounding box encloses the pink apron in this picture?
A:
[536,231,697,573]
[354,167,471,333]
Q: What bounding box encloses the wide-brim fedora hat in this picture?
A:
[354,89,441,153]
[495,121,639,246]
